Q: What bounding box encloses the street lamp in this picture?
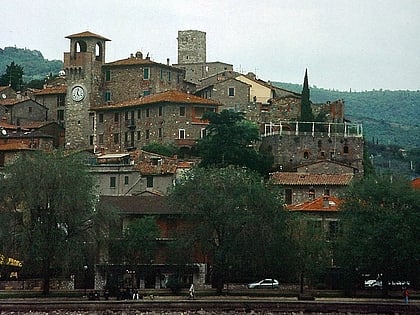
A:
[83,265,88,298]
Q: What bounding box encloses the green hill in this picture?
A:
[0,46,63,83]
[274,82,420,150]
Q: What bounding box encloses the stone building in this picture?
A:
[0,98,48,126]
[92,90,220,153]
[33,83,67,125]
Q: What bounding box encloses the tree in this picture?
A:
[168,166,293,293]
[0,61,24,90]
[141,142,178,157]
[0,151,105,294]
[300,69,314,123]
[123,216,160,264]
[337,175,420,293]
[197,110,273,175]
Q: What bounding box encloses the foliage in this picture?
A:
[337,174,420,292]
[122,216,160,264]
[300,69,314,123]
[197,110,273,175]
[168,166,294,293]
[0,47,63,86]
[141,142,178,157]
[0,150,104,294]
[274,82,420,149]
[0,61,24,90]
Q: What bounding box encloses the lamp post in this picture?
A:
[83,265,88,298]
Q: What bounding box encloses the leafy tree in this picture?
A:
[0,150,107,294]
[299,69,314,123]
[123,216,160,264]
[337,175,420,294]
[197,110,273,175]
[141,142,178,157]
[0,61,24,90]
[168,166,293,293]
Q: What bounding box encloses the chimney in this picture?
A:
[167,58,170,66]
[135,51,143,59]
[323,195,330,208]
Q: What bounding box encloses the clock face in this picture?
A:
[71,86,85,102]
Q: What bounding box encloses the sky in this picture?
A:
[1,0,419,91]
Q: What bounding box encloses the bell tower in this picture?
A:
[64,31,110,150]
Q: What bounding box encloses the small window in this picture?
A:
[143,90,151,96]
[89,135,94,146]
[343,145,349,154]
[304,151,309,159]
[29,106,32,113]
[159,106,163,116]
[137,130,141,140]
[179,106,186,116]
[98,134,104,145]
[57,109,64,121]
[160,69,163,80]
[327,221,339,240]
[285,189,292,205]
[143,68,150,80]
[146,108,150,117]
[124,176,129,185]
[308,187,315,200]
[114,113,119,123]
[57,95,65,107]
[200,128,206,138]
[145,129,150,140]
[105,91,111,102]
[146,176,153,188]
[168,71,171,81]
[124,132,128,143]
[98,113,104,123]
[110,176,116,188]
[105,70,111,81]
[179,129,185,139]
[228,87,235,97]
[137,110,141,119]
[113,133,119,144]
[158,127,162,138]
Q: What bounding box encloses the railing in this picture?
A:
[262,121,363,138]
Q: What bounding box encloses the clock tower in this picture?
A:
[64,31,110,150]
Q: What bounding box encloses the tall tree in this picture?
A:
[0,151,106,294]
[197,110,273,175]
[337,174,420,293]
[0,61,24,90]
[168,166,293,293]
[300,69,314,123]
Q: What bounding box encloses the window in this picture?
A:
[28,106,32,113]
[228,87,235,97]
[98,113,104,123]
[327,221,340,241]
[105,70,111,81]
[143,68,150,80]
[303,151,309,159]
[160,69,163,80]
[57,95,65,107]
[114,113,119,123]
[200,128,206,138]
[343,145,349,154]
[179,129,185,139]
[179,106,186,116]
[285,189,292,205]
[105,91,111,102]
[145,129,150,140]
[143,90,151,96]
[308,187,315,200]
[89,135,94,146]
[98,134,104,145]
[146,108,150,117]
[159,106,163,116]
[158,127,162,138]
[124,176,129,185]
[57,109,64,121]
[110,176,116,188]
[146,176,154,188]
[113,133,119,144]
[124,132,128,143]
[168,71,171,81]
[137,130,141,140]
[137,110,141,119]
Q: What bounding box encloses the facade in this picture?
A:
[92,90,220,153]
[0,98,48,126]
[33,80,67,126]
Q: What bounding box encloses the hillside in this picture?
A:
[274,82,420,150]
[0,47,63,83]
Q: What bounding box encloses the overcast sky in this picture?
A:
[1,0,419,91]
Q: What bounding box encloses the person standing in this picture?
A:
[403,287,409,304]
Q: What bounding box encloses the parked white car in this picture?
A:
[364,279,382,289]
[247,278,279,289]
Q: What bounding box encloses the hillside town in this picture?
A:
[0,30,399,294]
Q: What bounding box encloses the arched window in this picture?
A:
[343,145,349,154]
[303,151,309,159]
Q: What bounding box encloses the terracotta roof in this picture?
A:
[65,31,110,41]
[105,57,157,67]
[34,85,67,95]
[92,90,220,110]
[270,172,353,186]
[20,121,61,129]
[412,178,420,190]
[287,195,342,212]
[0,86,11,92]
[99,195,177,215]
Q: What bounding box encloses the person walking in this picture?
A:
[403,287,409,304]
[189,283,195,299]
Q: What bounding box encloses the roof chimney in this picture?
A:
[167,58,170,66]
[135,51,143,59]
[323,195,330,208]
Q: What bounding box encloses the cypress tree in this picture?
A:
[300,68,314,122]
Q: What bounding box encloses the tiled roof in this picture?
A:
[270,172,353,186]
[287,195,342,212]
[0,86,11,92]
[65,31,110,41]
[105,57,157,67]
[92,90,220,110]
[99,195,177,215]
[34,85,67,95]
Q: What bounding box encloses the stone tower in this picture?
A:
[177,30,206,64]
[63,31,110,150]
